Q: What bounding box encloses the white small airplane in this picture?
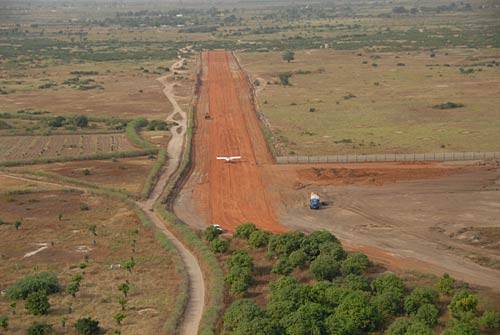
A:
[216,156,241,162]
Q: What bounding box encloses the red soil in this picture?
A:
[191,51,284,233]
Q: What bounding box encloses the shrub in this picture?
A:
[272,257,294,275]
[300,230,340,260]
[268,231,305,258]
[25,290,50,315]
[310,253,341,281]
[226,251,253,294]
[372,273,405,297]
[27,322,53,335]
[443,318,480,335]
[80,203,90,211]
[433,102,464,109]
[338,274,370,291]
[0,315,8,330]
[404,286,438,315]
[122,258,136,273]
[228,251,253,269]
[325,290,379,335]
[372,290,403,322]
[436,273,455,295]
[278,72,292,86]
[210,238,229,253]
[281,302,326,335]
[248,230,270,248]
[67,282,80,297]
[75,317,100,335]
[386,317,412,335]
[415,303,439,327]
[48,116,66,128]
[406,321,434,335]
[6,272,59,300]
[479,310,500,330]
[282,50,295,63]
[341,252,370,275]
[318,241,346,262]
[204,225,222,241]
[73,115,89,128]
[223,299,265,332]
[448,289,478,319]
[288,249,307,269]
[234,222,257,239]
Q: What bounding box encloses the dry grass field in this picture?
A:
[0,189,181,334]
[239,48,500,155]
[0,133,137,162]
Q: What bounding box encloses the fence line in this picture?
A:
[275,151,500,164]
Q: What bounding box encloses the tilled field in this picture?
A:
[0,133,137,162]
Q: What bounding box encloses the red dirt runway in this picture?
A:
[190,51,284,232]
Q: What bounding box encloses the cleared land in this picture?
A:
[0,189,182,334]
[239,48,500,155]
[0,133,137,162]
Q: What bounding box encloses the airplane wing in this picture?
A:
[229,156,241,160]
[216,157,229,161]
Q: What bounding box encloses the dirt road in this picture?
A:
[178,51,284,233]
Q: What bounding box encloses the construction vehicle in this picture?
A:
[310,192,320,209]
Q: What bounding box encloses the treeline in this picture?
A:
[217,223,500,335]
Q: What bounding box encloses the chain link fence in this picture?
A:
[276,151,500,164]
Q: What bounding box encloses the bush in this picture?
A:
[479,310,500,330]
[325,290,379,335]
[415,303,439,327]
[278,72,292,86]
[75,317,100,335]
[448,289,478,319]
[436,273,455,295]
[310,253,341,281]
[204,225,222,241]
[73,115,89,128]
[268,231,305,258]
[48,116,66,128]
[281,302,326,335]
[228,251,253,269]
[372,290,403,322]
[341,252,370,275]
[433,102,464,109]
[223,299,265,332]
[319,241,346,262]
[288,249,307,269]
[372,273,405,297]
[272,257,294,275]
[0,315,8,330]
[27,322,53,335]
[443,318,480,335]
[406,321,434,335]
[300,230,340,260]
[210,238,229,253]
[386,317,412,335]
[404,286,438,315]
[282,50,295,63]
[248,230,270,248]
[6,272,59,300]
[25,290,50,315]
[234,222,257,239]
[226,251,254,294]
[338,274,370,291]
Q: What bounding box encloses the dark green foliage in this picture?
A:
[227,251,253,269]
[282,50,295,63]
[248,230,270,248]
[386,317,412,335]
[234,222,257,239]
[443,318,480,335]
[27,322,53,335]
[340,252,370,275]
[436,273,455,295]
[372,273,406,296]
[147,119,168,130]
[325,290,380,335]
[226,251,253,294]
[405,321,434,335]
[404,286,438,315]
[122,258,136,273]
[300,230,340,261]
[479,310,500,330]
[372,290,403,322]
[66,282,80,297]
[319,242,346,262]
[48,116,66,128]
[433,102,464,109]
[204,225,222,241]
[288,249,307,269]
[210,237,229,253]
[310,253,341,281]
[337,274,370,291]
[268,231,305,258]
[6,272,59,300]
[281,302,326,335]
[278,72,292,86]
[73,115,89,128]
[118,282,130,297]
[75,317,100,335]
[448,289,478,319]
[415,303,439,327]
[25,290,50,315]
[267,277,307,320]
[223,299,265,332]
[272,257,294,275]
[0,315,8,330]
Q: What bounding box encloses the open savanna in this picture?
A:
[0,189,182,334]
[0,59,174,120]
[239,48,500,155]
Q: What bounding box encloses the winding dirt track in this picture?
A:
[191,51,285,233]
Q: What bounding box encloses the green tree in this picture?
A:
[415,303,439,327]
[75,317,100,335]
[25,290,50,315]
[234,222,257,239]
[204,225,222,241]
[288,249,307,269]
[122,258,136,273]
[278,72,292,86]
[406,321,434,335]
[88,224,97,236]
[67,282,80,297]
[223,299,265,332]
[372,273,405,297]
[325,290,379,335]
[14,220,21,230]
[268,231,305,257]
[74,115,89,128]
[436,273,455,295]
[404,287,438,315]
[448,289,478,319]
[114,312,126,325]
[249,230,270,248]
[443,318,480,335]
[341,253,370,275]
[210,237,229,253]
[301,230,340,260]
[27,322,53,335]
[0,315,8,330]
[319,242,346,262]
[272,257,294,275]
[386,317,412,335]
[281,302,326,335]
[372,290,403,322]
[282,50,295,63]
[310,253,341,281]
[479,310,500,331]
[118,282,130,297]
